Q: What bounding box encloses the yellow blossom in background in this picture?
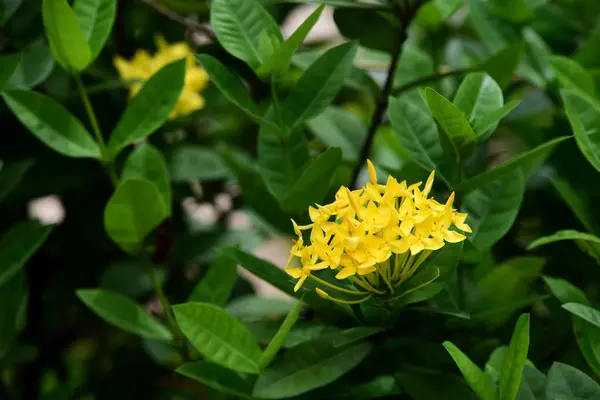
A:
[113,36,209,119]
[285,160,472,304]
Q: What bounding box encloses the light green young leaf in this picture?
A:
[474,99,521,141]
[42,0,91,71]
[0,53,21,89]
[499,313,530,400]
[103,179,169,254]
[529,230,600,250]
[561,89,600,174]
[563,303,600,331]
[121,143,172,211]
[454,72,503,129]
[259,298,304,370]
[108,59,186,159]
[76,289,172,341]
[550,55,596,97]
[2,90,101,159]
[176,360,255,399]
[173,302,263,374]
[546,362,600,400]
[258,5,325,78]
[543,276,589,305]
[424,87,477,164]
[210,0,282,69]
[443,341,498,400]
[307,107,366,161]
[188,252,237,306]
[0,160,33,205]
[5,38,55,90]
[73,0,116,61]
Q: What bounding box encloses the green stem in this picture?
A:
[309,274,369,295]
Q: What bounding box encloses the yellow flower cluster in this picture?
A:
[114,36,209,119]
[285,161,471,303]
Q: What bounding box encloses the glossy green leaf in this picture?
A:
[334,7,399,53]
[2,90,101,159]
[481,42,525,89]
[543,276,589,305]
[462,170,525,250]
[551,176,600,235]
[474,99,521,141]
[563,303,600,331]
[550,55,596,97]
[499,314,530,400]
[561,89,600,174]
[457,136,570,194]
[121,143,172,211]
[282,147,342,212]
[259,298,304,370]
[0,53,21,89]
[173,302,262,374]
[5,38,55,90]
[443,341,498,400]
[257,5,324,78]
[103,178,169,254]
[170,145,229,182]
[188,252,237,306]
[210,0,282,69]
[281,42,358,133]
[454,73,503,131]
[227,296,298,320]
[108,59,186,159]
[424,87,477,164]
[0,159,33,205]
[545,362,600,400]
[529,230,600,250]
[176,360,255,399]
[195,54,260,120]
[77,289,172,340]
[0,221,53,288]
[42,0,91,71]
[307,107,366,161]
[73,0,116,61]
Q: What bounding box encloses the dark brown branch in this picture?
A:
[139,0,217,42]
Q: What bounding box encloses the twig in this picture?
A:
[139,0,217,41]
[390,67,482,96]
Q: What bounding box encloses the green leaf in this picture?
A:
[488,0,533,22]
[545,362,600,400]
[334,8,399,53]
[195,54,260,120]
[103,178,169,254]
[227,296,298,320]
[499,314,530,400]
[107,59,186,159]
[281,42,358,133]
[0,53,21,89]
[0,159,33,205]
[388,94,452,186]
[0,221,53,288]
[462,170,525,250]
[173,302,262,374]
[121,143,172,211]
[42,0,92,71]
[73,0,116,61]
[2,90,101,159]
[257,5,324,78]
[282,147,342,212]
[188,252,237,306]
[0,0,22,23]
[0,271,26,359]
[393,45,435,89]
[529,230,600,250]
[424,87,477,164]
[550,176,600,235]
[474,99,521,141]
[5,38,55,90]
[307,107,366,161]
[550,55,596,97]
[543,276,589,305]
[253,337,373,398]
[76,289,172,341]
[443,341,498,400]
[176,361,255,399]
[210,0,282,69]
[259,298,304,370]
[170,145,229,182]
[395,370,476,400]
[481,42,525,89]
[561,89,600,174]
[562,303,600,331]
[457,136,570,194]
[574,320,600,379]
[454,73,503,131]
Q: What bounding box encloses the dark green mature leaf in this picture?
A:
[77,289,172,340]
[103,179,169,253]
[563,304,600,331]
[0,271,26,359]
[395,370,476,400]
[173,302,262,374]
[176,360,255,399]
[424,88,477,164]
[0,160,33,204]
[575,320,600,378]
[499,314,530,400]
[122,143,171,210]
[443,341,498,400]
[488,0,532,22]
[281,42,358,133]
[543,276,589,305]
[210,0,282,69]
[108,59,186,159]
[551,176,600,235]
[529,230,600,250]
[3,90,102,159]
[457,136,570,194]
[42,0,91,71]
[258,5,324,78]
[454,73,503,131]
[259,298,304,370]
[73,0,116,61]
[462,170,525,250]
[334,8,399,53]
[481,42,525,89]
[282,147,342,212]
[561,89,600,174]
[546,362,600,400]
[0,53,21,89]
[5,38,55,90]
[307,107,366,161]
[474,100,521,141]
[0,221,53,288]
[393,45,435,89]
[550,56,596,97]
[195,54,261,120]
[170,145,229,182]
[188,252,237,306]
[0,0,22,23]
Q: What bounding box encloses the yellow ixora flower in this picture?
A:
[113,36,209,119]
[285,160,472,305]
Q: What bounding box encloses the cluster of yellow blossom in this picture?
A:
[285,161,471,303]
[114,36,209,119]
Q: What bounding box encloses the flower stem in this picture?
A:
[309,274,369,296]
